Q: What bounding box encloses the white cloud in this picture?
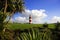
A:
[23,9,47,18]
[14,9,47,24]
[15,17,28,23]
[48,16,60,23]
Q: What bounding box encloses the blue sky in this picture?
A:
[11,0,60,23]
[25,0,60,17]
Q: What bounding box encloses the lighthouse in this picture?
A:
[29,15,32,24]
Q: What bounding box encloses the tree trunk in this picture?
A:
[2,0,8,32]
[4,0,7,13]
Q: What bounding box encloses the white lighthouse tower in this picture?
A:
[29,15,32,24]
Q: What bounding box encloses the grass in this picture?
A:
[7,23,43,30]
[48,24,56,29]
[7,23,55,30]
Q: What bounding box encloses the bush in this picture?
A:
[43,23,48,28]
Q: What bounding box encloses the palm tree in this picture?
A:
[0,0,24,31]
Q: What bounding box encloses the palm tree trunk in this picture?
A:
[4,0,7,13]
[3,0,8,32]
[3,10,15,32]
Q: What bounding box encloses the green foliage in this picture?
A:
[43,23,48,28]
[55,22,60,30]
[15,28,52,40]
[0,26,60,40]
[0,12,6,31]
[0,0,24,12]
[0,0,24,31]
[0,12,7,22]
[0,31,14,40]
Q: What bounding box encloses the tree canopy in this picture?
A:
[0,0,25,31]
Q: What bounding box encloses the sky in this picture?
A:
[10,0,60,24]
